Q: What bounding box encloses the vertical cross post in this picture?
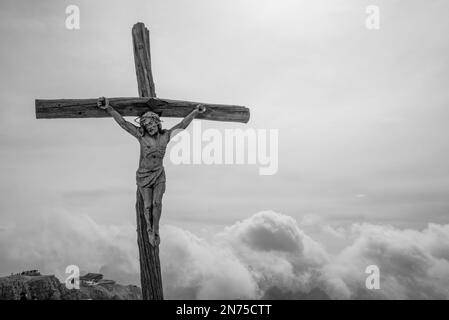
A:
[132,22,163,300]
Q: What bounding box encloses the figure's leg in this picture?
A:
[151,182,166,246]
[139,187,154,236]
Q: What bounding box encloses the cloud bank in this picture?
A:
[1,210,449,299]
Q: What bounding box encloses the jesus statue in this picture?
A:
[97,96,206,246]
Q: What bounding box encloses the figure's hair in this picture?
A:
[138,111,161,125]
[135,112,163,136]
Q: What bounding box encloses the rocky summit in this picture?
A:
[0,273,142,300]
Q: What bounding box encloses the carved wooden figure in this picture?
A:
[97,97,206,246]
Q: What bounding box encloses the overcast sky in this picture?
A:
[1,0,449,298]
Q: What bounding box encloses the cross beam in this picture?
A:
[35,97,250,123]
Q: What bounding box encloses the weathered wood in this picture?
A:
[132,23,164,301]
[136,189,163,300]
[133,22,156,97]
[35,98,250,123]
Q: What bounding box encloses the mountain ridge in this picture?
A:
[0,273,141,300]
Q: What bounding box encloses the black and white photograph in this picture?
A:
[0,0,448,311]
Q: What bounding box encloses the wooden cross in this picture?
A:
[35,23,250,300]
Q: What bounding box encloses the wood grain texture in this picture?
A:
[35,97,250,123]
[136,189,163,300]
[133,22,156,97]
[132,23,164,301]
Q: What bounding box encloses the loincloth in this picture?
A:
[136,166,166,189]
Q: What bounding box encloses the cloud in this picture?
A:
[327,223,449,299]
[214,211,330,298]
[221,211,306,253]
[161,211,449,299]
[160,226,257,299]
[1,209,449,299]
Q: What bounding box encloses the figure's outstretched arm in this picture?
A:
[168,104,206,139]
[97,97,140,138]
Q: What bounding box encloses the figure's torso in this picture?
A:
[138,130,170,170]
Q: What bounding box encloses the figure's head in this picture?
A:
[139,112,162,136]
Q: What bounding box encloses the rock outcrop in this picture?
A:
[0,274,141,300]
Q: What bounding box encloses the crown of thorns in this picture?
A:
[134,111,162,125]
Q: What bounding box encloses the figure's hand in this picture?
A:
[195,104,206,114]
[97,97,109,109]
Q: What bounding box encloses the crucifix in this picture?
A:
[35,22,250,300]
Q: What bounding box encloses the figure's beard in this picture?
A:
[147,128,158,136]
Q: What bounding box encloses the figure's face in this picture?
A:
[145,121,159,136]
